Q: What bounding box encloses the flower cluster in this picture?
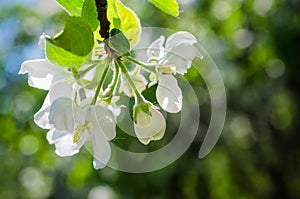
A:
[19,31,202,169]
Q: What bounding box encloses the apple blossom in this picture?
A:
[146,31,203,113]
[19,27,202,169]
[119,67,148,97]
[48,97,116,169]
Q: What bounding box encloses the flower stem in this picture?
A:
[91,60,111,105]
[103,61,120,98]
[115,59,144,102]
[126,56,156,73]
[79,64,97,77]
[109,62,120,93]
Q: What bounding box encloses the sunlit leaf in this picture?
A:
[56,0,84,16]
[57,0,99,31]
[45,17,93,67]
[107,0,141,47]
[46,40,87,67]
[148,0,179,17]
[50,17,94,57]
[82,0,99,31]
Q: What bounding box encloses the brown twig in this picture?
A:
[95,0,110,52]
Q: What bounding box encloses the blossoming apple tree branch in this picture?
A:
[19,0,204,170]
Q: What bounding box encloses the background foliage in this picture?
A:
[0,0,300,198]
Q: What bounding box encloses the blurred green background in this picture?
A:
[1,0,300,198]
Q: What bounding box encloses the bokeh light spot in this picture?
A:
[254,0,274,16]
[234,29,254,49]
[88,186,116,199]
[212,1,232,21]
[18,167,52,199]
[19,135,40,155]
[265,58,285,78]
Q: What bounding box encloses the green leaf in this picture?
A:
[108,0,141,47]
[57,0,99,31]
[107,0,119,24]
[45,17,93,67]
[50,17,94,57]
[109,28,130,56]
[46,40,87,67]
[82,0,99,31]
[56,0,84,16]
[148,0,179,17]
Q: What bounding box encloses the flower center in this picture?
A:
[73,122,90,143]
[158,65,176,74]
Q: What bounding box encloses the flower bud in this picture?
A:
[133,102,166,145]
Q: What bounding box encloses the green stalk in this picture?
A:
[103,61,120,98]
[115,59,144,102]
[79,64,97,77]
[91,60,111,105]
[109,61,120,93]
[126,56,156,73]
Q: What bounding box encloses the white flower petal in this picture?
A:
[49,81,73,103]
[49,98,75,132]
[156,75,182,113]
[19,59,71,90]
[34,93,51,129]
[87,105,116,141]
[135,73,148,92]
[108,105,121,117]
[147,35,165,60]
[74,109,86,126]
[134,108,166,145]
[164,41,201,74]
[74,84,94,107]
[92,130,111,169]
[165,31,197,52]
[46,128,69,144]
[38,33,47,50]
[119,75,132,97]
[19,59,53,90]
[119,72,148,97]
[34,106,51,129]
[78,129,92,143]
[47,129,82,157]
[135,107,151,126]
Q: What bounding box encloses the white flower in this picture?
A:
[155,74,182,113]
[48,97,116,169]
[19,59,72,90]
[20,58,115,168]
[148,32,203,74]
[19,35,117,169]
[19,59,75,129]
[119,68,148,97]
[47,128,84,157]
[147,31,203,113]
[34,81,74,129]
[133,102,166,145]
[19,57,101,129]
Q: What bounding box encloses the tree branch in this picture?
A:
[95,0,110,51]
